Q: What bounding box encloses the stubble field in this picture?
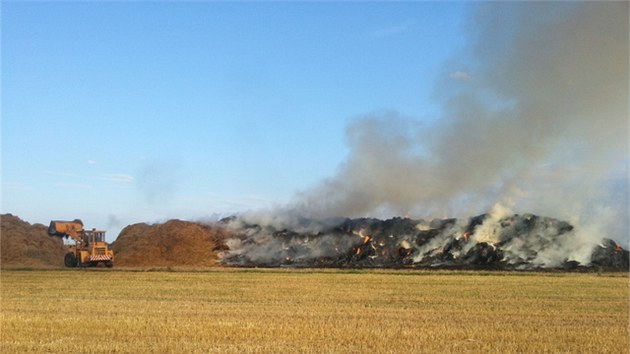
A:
[1,269,628,353]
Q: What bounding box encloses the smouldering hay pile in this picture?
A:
[3,212,628,271]
[221,214,630,270]
[1,270,628,353]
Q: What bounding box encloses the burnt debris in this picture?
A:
[220,214,629,271]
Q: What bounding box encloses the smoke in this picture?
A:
[136,160,181,206]
[220,2,629,268]
[284,2,628,244]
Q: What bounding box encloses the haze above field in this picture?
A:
[2,2,628,244]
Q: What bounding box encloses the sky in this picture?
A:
[2,2,467,239]
[2,2,628,244]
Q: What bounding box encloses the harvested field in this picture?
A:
[1,269,628,353]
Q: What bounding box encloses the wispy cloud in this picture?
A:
[3,182,32,191]
[449,70,472,80]
[87,160,97,165]
[55,182,94,190]
[44,170,80,178]
[100,173,135,183]
[370,20,415,38]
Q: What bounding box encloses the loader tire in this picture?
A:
[64,253,78,268]
[105,261,114,268]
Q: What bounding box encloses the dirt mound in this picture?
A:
[111,219,228,267]
[1,214,67,268]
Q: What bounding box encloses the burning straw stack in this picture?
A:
[220,214,629,271]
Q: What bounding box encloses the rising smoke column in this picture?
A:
[288,2,628,245]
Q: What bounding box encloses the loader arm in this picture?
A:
[48,220,85,242]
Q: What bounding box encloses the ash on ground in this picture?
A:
[219,214,629,271]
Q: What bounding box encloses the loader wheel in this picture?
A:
[105,261,114,268]
[64,253,78,268]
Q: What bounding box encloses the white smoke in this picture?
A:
[221,3,629,269]
[286,2,629,246]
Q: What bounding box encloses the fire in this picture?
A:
[614,244,622,253]
[356,229,371,244]
[461,231,471,241]
[351,230,372,256]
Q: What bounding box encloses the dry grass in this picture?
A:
[1,269,628,353]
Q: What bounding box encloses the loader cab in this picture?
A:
[92,230,106,243]
[82,229,107,247]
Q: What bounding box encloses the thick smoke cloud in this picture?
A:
[286,2,628,244]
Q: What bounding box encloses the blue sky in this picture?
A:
[2,2,468,239]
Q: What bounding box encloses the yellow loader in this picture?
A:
[48,219,114,268]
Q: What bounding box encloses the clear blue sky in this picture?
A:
[2,2,467,239]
